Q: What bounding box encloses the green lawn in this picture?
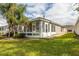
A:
[0,37,78,56]
[0,33,78,56]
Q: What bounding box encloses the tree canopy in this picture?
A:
[0,3,28,37]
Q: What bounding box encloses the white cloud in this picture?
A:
[46,3,72,18]
[45,3,79,25]
[26,3,49,18]
[25,3,79,25]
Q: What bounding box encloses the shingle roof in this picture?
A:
[31,17,65,27]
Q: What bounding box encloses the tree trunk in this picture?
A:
[13,29,16,37]
[8,26,11,37]
[13,25,17,37]
[8,24,15,37]
[17,25,19,33]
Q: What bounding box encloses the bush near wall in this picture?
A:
[14,32,26,38]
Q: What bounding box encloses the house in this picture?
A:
[0,16,8,35]
[74,18,79,35]
[63,25,74,33]
[0,16,74,38]
[18,17,70,38]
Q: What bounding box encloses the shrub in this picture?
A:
[0,36,6,39]
[14,32,26,38]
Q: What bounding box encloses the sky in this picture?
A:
[0,3,79,26]
[25,3,79,25]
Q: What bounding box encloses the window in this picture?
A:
[36,22,39,32]
[32,24,36,31]
[18,25,22,32]
[27,23,32,32]
[67,30,72,32]
[53,25,55,32]
[61,28,63,32]
[42,22,45,32]
[48,24,50,32]
[32,22,36,32]
[51,24,55,32]
[46,24,48,32]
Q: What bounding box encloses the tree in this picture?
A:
[0,3,28,37]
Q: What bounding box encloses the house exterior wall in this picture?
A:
[41,22,68,38]
[63,28,68,33]
[67,26,74,33]
[25,20,68,38]
[55,26,67,35]
[40,21,56,38]
[75,22,79,35]
[55,26,62,34]
[19,18,70,38]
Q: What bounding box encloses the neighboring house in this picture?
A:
[64,25,74,33]
[18,17,70,38]
[0,16,8,35]
[74,18,79,35]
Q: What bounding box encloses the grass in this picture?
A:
[0,33,78,56]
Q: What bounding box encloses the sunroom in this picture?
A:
[18,17,56,38]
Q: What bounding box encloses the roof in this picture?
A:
[31,17,65,27]
[31,17,51,23]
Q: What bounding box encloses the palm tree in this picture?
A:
[0,3,28,37]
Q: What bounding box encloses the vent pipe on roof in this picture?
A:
[43,15,45,18]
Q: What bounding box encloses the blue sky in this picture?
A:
[25,3,79,25]
[25,3,54,18]
[0,3,79,26]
